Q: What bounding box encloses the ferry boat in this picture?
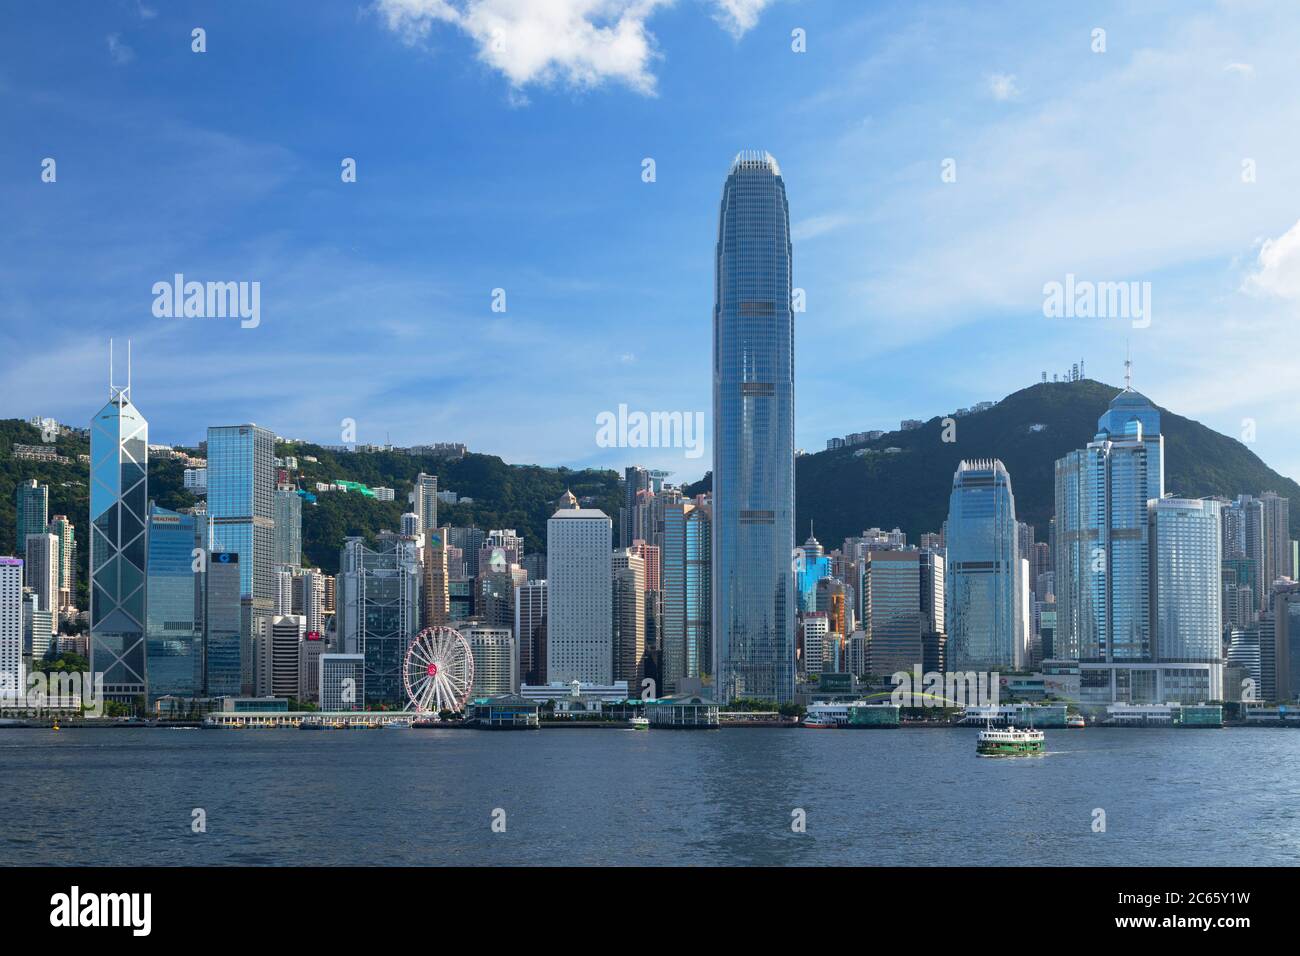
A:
[802,714,838,729]
[384,718,413,730]
[976,724,1045,755]
[628,716,650,730]
[1066,714,1086,728]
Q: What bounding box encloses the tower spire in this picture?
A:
[1124,341,1133,391]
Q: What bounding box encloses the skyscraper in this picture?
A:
[15,479,48,557]
[515,578,547,686]
[145,504,201,702]
[204,552,243,697]
[661,497,711,695]
[410,473,439,533]
[89,354,149,703]
[1261,491,1292,600]
[206,424,276,603]
[422,531,451,627]
[273,486,302,567]
[546,494,612,684]
[47,514,75,609]
[0,558,23,705]
[945,459,1026,671]
[23,532,59,633]
[1055,385,1164,704]
[337,536,421,706]
[712,150,796,704]
[612,548,646,693]
[1148,497,1223,703]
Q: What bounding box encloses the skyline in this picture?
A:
[2,2,1299,484]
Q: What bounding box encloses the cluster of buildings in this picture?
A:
[2,151,1296,721]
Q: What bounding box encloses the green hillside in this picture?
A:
[686,379,1300,548]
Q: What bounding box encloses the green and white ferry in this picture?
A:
[976,724,1045,756]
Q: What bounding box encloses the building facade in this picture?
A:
[712,150,796,704]
[546,497,613,684]
[89,375,149,702]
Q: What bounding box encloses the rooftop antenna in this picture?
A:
[108,338,132,403]
[1124,341,1133,391]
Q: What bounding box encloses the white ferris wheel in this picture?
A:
[403,626,475,714]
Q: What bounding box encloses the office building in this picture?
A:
[661,498,710,695]
[204,552,243,697]
[23,532,59,634]
[145,504,201,702]
[1148,497,1223,703]
[319,653,365,711]
[712,150,796,704]
[546,494,612,684]
[1055,384,1164,703]
[15,479,48,556]
[0,558,22,704]
[612,548,646,693]
[515,579,547,686]
[422,531,451,627]
[337,536,421,706]
[89,357,149,702]
[260,614,305,699]
[945,459,1026,671]
[465,624,518,697]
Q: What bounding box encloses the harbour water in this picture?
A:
[3,727,1297,866]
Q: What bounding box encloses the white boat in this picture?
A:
[629,716,650,730]
[802,714,837,729]
[977,724,1045,755]
[1066,714,1086,728]
[384,718,413,729]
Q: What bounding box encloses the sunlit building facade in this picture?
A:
[712,150,796,704]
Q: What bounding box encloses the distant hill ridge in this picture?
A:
[687,379,1300,549]
[2,378,1295,595]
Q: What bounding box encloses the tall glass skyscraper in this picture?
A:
[89,367,149,702]
[944,459,1026,671]
[712,150,795,704]
[662,498,711,694]
[1149,497,1223,703]
[1055,386,1165,703]
[206,424,276,602]
[145,504,201,702]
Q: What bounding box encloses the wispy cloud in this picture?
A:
[1243,218,1300,301]
[375,0,772,94]
[986,72,1018,101]
[107,33,134,65]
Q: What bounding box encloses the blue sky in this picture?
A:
[3,0,1299,486]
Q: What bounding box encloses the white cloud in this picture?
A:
[1243,218,1300,301]
[1223,61,1254,77]
[986,72,1019,100]
[712,0,775,38]
[375,0,770,94]
[107,33,134,65]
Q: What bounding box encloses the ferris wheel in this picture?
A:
[403,626,475,714]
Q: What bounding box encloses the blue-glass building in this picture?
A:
[945,459,1026,671]
[89,375,149,702]
[145,504,201,702]
[204,551,242,697]
[1055,386,1165,704]
[206,424,276,602]
[712,150,796,704]
[662,499,711,694]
